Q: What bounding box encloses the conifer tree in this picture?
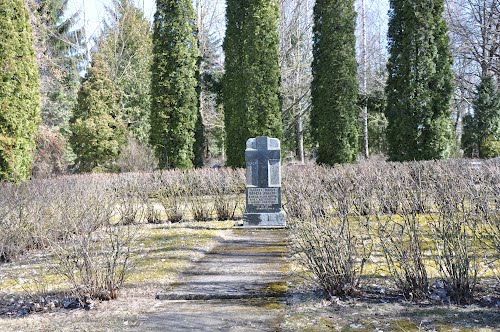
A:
[462,75,500,158]
[223,0,282,167]
[150,0,198,169]
[199,31,224,161]
[101,0,152,144]
[70,54,125,172]
[385,0,454,161]
[310,0,358,165]
[36,0,84,130]
[193,108,205,168]
[0,0,41,182]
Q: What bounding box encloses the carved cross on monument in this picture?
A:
[241,136,286,227]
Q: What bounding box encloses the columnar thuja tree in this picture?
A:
[310,0,358,165]
[385,0,454,161]
[462,75,500,158]
[70,54,126,172]
[0,0,41,182]
[223,0,282,168]
[151,0,199,169]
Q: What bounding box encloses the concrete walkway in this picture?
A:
[132,229,289,331]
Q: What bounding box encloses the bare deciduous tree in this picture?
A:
[445,0,499,144]
[279,0,313,162]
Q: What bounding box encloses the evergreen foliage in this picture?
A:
[36,0,84,130]
[0,0,41,182]
[193,49,204,168]
[461,114,478,157]
[100,0,152,144]
[358,92,388,155]
[69,54,125,172]
[150,0,198,169]
[197,30,224,164]
[385,0,454,161]
[310,0,358,165]
[462,75,500,158]
[193,108,205,168]
[223,0,282,167]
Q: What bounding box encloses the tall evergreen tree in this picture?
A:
[199,31,224,161]
[193,106,205,168]
[223,0,282,167]
[462,75,500,158]
[100,0,152,144]
[35,0,85,130]
[151,0,198,169]
[0,0,41,182]
[385,0,454,161]
[69,54,125,172]
[310,0,358,165]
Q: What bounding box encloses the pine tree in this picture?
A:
[462,75,500,158]
[0,0,41,182]
[69,54,125,172]
[310,0,358,165]
[100,0,152,145]
[151,0,198,169]
[385,0,454,161]
[223,0,282,167]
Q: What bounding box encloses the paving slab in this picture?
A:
[131,229,289,331]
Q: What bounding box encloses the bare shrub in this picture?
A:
[132,171,165,224]
[283,165,329,219]
[0,184,36,262]
[374,165,429,301]
[156,170,187,222]
[212,168,244,220]
[287,165,369,297]
[111,173,148,225]
[283,159,498,303]
[31,125,67,179]
[116,137,158,172]
[474,159,500,263]
[1,157,496,305]
[186,170,214,221]
[50,177,139,301]
[427,162,480,304]
[145,206,163,224]
[290,215,365,297]
[378,217,428,300]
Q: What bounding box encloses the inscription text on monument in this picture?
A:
[247,188,279,205]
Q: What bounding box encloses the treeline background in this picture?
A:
[0,0,498,181]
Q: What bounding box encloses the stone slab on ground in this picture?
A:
[133,229,289,331]
[131,299,285,332]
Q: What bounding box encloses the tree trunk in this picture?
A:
[361,0,369,159]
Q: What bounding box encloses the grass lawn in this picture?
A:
[0,220,233,331]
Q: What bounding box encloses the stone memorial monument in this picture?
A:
[241,136,286,227]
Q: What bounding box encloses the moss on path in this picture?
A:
[131,229,290,331]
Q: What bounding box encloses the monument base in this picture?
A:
[240,211,286,228]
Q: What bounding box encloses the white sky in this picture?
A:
[66,0,389,43]
[66,0,156,42]
[65,0,390,65]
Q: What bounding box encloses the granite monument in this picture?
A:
[241,136,286,227]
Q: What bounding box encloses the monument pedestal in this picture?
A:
[243,211,286,227]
